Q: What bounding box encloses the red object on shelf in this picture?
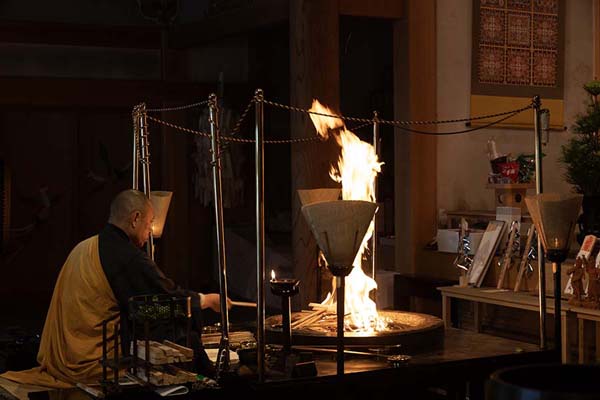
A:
[498,162,519,183]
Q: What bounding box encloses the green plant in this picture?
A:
[560,80,600,196]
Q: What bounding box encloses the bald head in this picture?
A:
[109,189,152,224]
[108,190,154,247]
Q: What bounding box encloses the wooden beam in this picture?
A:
[0,20,161,49]
[0,77,234,109]
[170,0,288,48]
[339,0,403,19]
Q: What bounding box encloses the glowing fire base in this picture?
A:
[266,310,443,350]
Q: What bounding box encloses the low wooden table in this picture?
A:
[438,285,571,362]
[569,305,600,363]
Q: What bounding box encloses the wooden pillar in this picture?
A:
[594,0,600,79]
[393,0,437,275]
[290,0,341,308]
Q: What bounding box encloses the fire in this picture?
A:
[308,99,385,332]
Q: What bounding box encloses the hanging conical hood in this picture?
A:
[297,188,341,206]
[150,190,173,238]
[301,200,378,267]
[525,193,582,253]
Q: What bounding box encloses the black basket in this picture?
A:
[128,294,191,323]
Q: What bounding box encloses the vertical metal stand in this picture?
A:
[209,93,231,377]
[371,111,380,284]
[533,95,547,350]
[281,295,292,353]
[137,103,154,259]
[553,262,562,358]
[132,106,140,190]
[336,276,345,377]
[255,88,266,383]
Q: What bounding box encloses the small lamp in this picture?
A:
[150,191,173,238]
[525,193,582,358]
[301,199,378,376]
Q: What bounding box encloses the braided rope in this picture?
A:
[148,115,322,144]
[229,98,255,136]
[263,99,533,126]
[146,100,209,113]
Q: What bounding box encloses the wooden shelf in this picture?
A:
[485,183,535,189]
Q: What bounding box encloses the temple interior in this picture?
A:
[1,1,600,399]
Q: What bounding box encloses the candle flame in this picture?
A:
[271,269,276,281]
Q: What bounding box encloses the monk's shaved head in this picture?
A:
[108,189,152,224]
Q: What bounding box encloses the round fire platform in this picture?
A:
[266,310,444,353]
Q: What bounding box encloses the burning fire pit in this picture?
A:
[266,310,443,350]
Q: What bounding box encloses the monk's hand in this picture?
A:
[200,293,232,312]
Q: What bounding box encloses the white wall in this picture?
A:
[436,0,594,213]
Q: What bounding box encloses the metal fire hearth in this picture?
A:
[266,310,444,353]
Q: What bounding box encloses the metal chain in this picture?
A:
[146,100,209,113]
[264,98,533,126]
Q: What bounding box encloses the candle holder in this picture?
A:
[269,275,300,353]
[525,193,583,359]
[301,200,378,377]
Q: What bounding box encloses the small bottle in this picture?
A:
[487,137,499,160]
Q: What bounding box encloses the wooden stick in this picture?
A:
[231,300,257,308]
[291,309,327,330]
[308,302,330,310]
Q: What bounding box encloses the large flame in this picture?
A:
[309,99,385,332]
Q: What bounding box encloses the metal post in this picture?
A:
[336,276,345,377]
[553,262,562,358]
[255,88,266,383]
[371,111,380,284]
[132,105,140,190]
[209,93,231,377]
[282,295,291,353]
[533,95,547,350]
[138,103,154,259]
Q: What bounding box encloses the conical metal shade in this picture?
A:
[525,193,582,254]
[297,188,341,206]
[301,200,378,268]
[150,190,173,238]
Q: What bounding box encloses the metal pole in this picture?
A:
[138,103,154,259]
[132,105,140,190]
[282,295,291,353]
[336,276,345,377]
[209,93,231,377]
[371,111,380,284]
[553,262,562,359]
[255,88,266,383]
[533,95,547,350]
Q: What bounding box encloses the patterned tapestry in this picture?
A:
[471,0,565,128]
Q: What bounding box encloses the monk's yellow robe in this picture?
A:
[1,236,120,388]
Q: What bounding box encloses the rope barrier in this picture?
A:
[144,95,534,143]
[391,109,527,136]
[146,100,209,113]
[263,98,533,126]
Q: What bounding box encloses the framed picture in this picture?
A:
[467,220,506,287]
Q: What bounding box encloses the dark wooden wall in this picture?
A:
[0,78,243,329]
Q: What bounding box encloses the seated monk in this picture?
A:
[1,189,229,389]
